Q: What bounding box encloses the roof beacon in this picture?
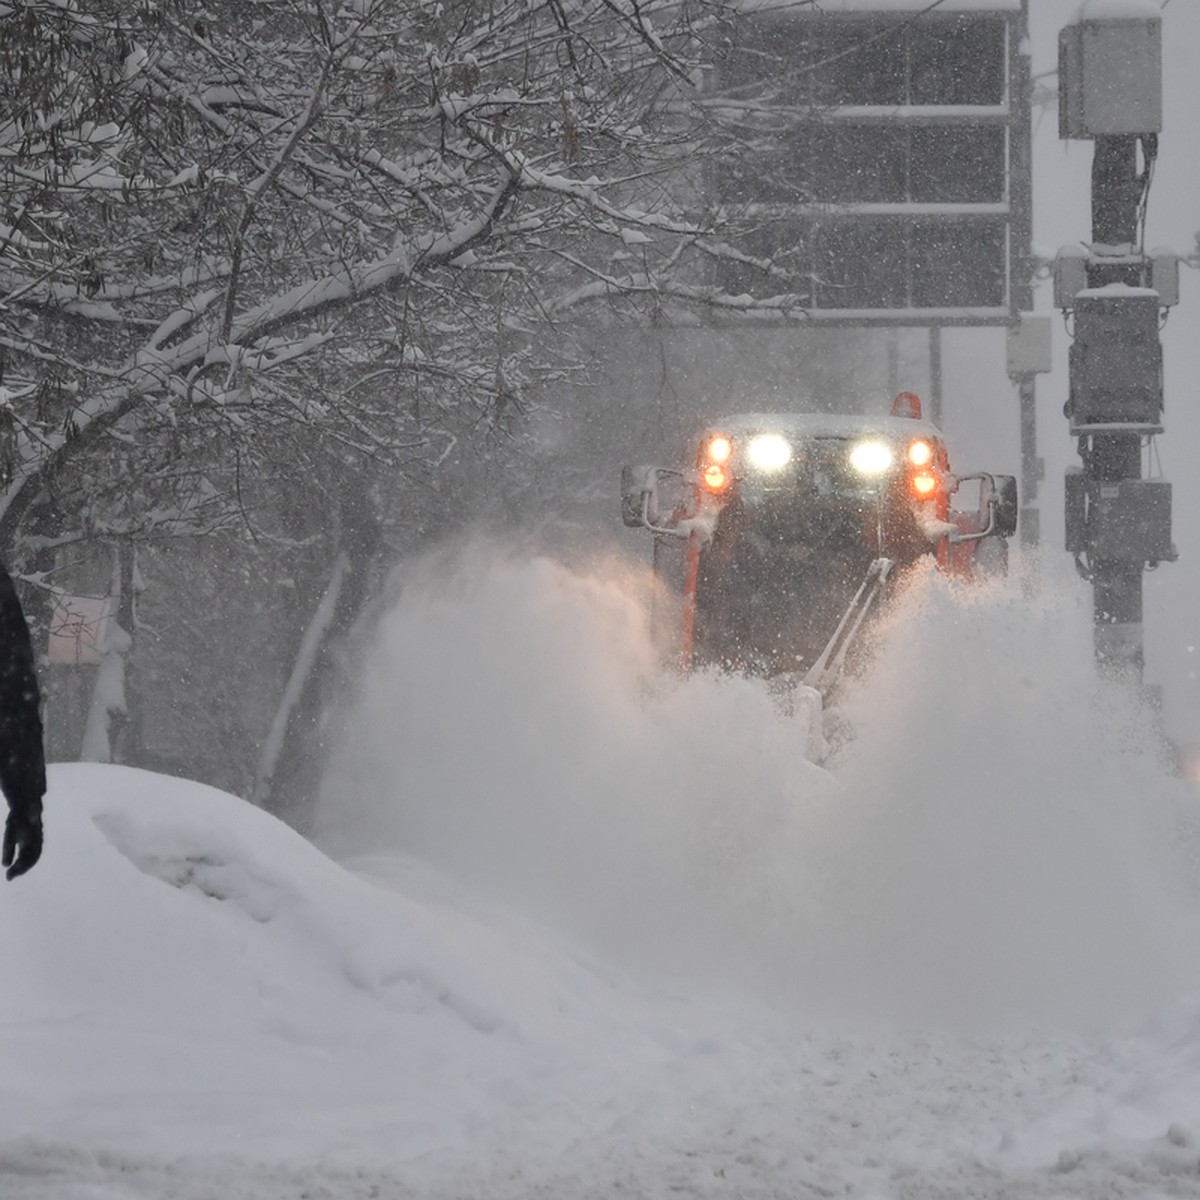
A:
[891,391,923,419]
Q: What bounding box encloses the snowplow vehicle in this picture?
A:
[621,394,1017,700]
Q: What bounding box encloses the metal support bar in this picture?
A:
[928,325,943,427]
[1018,375,1040,547]
[803,558,894,699]
[1011,1,1039,546]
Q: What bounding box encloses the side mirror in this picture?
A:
[621,466,696,537]
[947,472,1018,544]
[621,465,658,528]
[990,474,1018,539]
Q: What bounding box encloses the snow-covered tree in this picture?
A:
[4,0,797,805]
[4,0,715,519]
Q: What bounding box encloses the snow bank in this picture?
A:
[0,763,692,1170]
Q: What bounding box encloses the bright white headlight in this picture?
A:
[745,433,792,471]
[849,440,894,475]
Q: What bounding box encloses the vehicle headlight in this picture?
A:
[745,433,792,472]
[849,440,894,475]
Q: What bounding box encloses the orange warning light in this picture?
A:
[912,470,938,498]
[702,463,728,491]
[707,435,733,464]
[891,391,923,419]
[907,439,933,467]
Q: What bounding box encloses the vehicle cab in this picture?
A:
[621,397,1016,680]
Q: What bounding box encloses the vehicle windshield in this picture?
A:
[689,432,928,674]
[737,437,891,513]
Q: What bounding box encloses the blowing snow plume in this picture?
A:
[318,544,839,983]
[821,558,1200,1029]
[320,546,1200,1031]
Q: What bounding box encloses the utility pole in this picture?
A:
[1056,4,1177,679]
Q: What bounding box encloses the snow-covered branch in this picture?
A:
[0,0,726,557]
[221,52,335,340]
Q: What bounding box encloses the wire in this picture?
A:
[1137,134,1158,253]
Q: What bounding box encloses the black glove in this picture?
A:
[3,799,42,880]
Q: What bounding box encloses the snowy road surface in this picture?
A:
[2,555,1200,1199]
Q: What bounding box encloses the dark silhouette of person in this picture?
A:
[0,561,44,879]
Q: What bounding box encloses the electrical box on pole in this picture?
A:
[1065,471,1173,564]
[1065,287,1162,433]
[1059,7,1162,138]
[1055,1,1174,678]
[1006,314,1052,377]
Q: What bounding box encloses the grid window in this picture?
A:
[711,13,1012,311]
[719,14,1007,109]
[716,217,1008,311]
[812,23,908,106]
[908,218,1007,307]
[908,19,1006,106]
[810,126,909,203]
[909,127,1006,203]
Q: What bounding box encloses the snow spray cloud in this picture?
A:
[819,556,1200,1029]
[319,540,841,981]
[322,544,1200,1031]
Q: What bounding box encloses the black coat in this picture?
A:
[0,561,45,878]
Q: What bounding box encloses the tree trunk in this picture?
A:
[251,550,349,820]
[80,542,137,763]
[253,480,381,832]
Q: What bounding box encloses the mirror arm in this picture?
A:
[946,471,998,545]
[638,469,694,539]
